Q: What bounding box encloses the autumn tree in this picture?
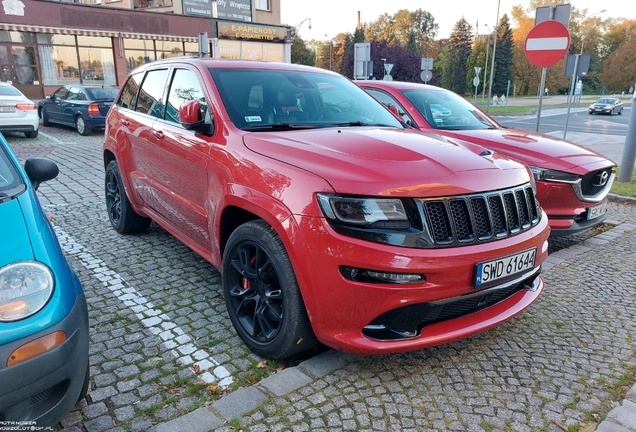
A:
[342,39,421,83]
[600,21,636,92]
[364,9,438,56]
[442,18,473,94]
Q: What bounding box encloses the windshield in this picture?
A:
[596,99,615,104]
[401,89,500,131]
[208,68,402,131]
[86,87,119,101]
[0,145,26,202]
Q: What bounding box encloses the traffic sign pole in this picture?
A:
[563,54,580,139]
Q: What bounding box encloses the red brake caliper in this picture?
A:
[242,255,257,291]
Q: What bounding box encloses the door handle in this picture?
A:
[153,130,164,139]
[121,119,130,126]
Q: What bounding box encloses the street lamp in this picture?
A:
[293,18,312,34]
[486,0,501,113]
[481,24,491,102]
[325,34,332,71]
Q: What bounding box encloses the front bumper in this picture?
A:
[0,294,89,426]
[292,213,550,355]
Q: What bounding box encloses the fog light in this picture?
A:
[7,331,67,367]
[340,266,425,284]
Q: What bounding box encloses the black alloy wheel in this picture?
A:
[104,160,150,234]
[223,220,316,359]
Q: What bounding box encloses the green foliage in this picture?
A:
[364,9,438,56]
[290,31,315,66]
[492,14,514,95]
[442,18,473,95]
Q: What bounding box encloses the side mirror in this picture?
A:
[45,95,51,99]
[24,158,59,190]
[179,100,213,135]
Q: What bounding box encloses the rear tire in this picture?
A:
[25,130,38,138]
[222,220,317,359]
[76,116,92,136]
[40,108,50,126]
[105,160,151,234]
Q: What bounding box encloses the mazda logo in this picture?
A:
[592,171,610,187]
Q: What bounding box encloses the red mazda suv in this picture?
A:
[358,81,616,236]
[103,59,550,358]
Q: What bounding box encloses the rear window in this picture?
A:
[86,87,120,101]
[0,86,23,97]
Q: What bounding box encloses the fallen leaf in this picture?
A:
[256,359,267,368]
[296,337,303,345]
[214,299,223,304]
[579,423,597,432]
[250,374,258,384]
[48,215,54,222]
[419,402,427,410]
[207,384,219,393]
[192,364,201,374]
[195,380,207,386]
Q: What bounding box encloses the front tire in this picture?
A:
[619,108,623,115]
[76,116,92,136]
[40,108,50,126]
[105,160,151,234]
[222,220,317,359]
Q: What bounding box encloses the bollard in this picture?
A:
[618,95,636,182]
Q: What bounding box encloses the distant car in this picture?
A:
[0,133,89,425]
[358,80,616,236]
[589,98,623,115]
[39,84,119,135]
[0,83,39,138]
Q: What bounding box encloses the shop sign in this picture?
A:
[218,22,288,43]
[183,0,212,17]
[216,0,252,22]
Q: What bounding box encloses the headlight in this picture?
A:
[589,104,594,109]
[317,194,410,228]
[0,262,54,322]
[529,166,580,183]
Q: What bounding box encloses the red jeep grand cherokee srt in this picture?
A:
[103,59,550,358]
[358,81,616,236]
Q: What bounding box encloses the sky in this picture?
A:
[280,0,636,41]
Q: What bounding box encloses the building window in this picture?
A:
[255,0,270,11]
[38,45,80,85]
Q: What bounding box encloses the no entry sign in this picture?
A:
[525,20,570,67]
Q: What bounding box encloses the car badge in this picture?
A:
[592,171,610,187]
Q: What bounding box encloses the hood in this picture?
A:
[243,127,530,197]
[0,199,34,267]
[449,128,616,173]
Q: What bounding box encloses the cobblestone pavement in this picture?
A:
[3,121,636,432]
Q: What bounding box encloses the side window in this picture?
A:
[66,87,80,101]
[52,87,68,100]
[78,90,87,100]
[365,88,414,125]
[136,69,169,118]
[164,68,208,125]
[117,73,143,110]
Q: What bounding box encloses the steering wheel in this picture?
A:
[312,106,342,120]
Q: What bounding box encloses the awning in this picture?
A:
[0,23,197,42]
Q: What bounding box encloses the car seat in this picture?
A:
[272,84,308,122]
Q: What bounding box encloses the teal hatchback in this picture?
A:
[0,134,89,425]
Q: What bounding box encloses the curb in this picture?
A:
[608,193,636,205]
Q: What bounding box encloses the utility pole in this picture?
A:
[486,0,501,113]
[619,96,636,183]
[481,28,490,102]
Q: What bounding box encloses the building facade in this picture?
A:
[0,0,287,99]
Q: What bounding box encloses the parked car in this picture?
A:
[104,59,550,358]
[0,134,89,425]
[0,83,39,138]
[39,84,119,135]
[589,97,624,115]
[358,81,616,236]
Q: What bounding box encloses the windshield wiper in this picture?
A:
[330,121,368,127]
[243,123,320,132]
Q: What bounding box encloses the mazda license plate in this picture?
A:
[587,202,607,220]
[475,248,536,288]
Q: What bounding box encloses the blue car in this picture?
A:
[0,133,89,425]
[38,84,119,136]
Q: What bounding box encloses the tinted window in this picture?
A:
[208,68,402,131]
[136,69,169,118]
[165,69,208,125]
[364,88,414,125]
[117,73,143,110]
[87,87,119,101]
[52,87,68,100]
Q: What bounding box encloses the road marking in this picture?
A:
[53,227,233,387]
[38,130,64,145]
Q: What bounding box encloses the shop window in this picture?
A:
[76,36,112,48]
[156,41,183,56]
[0,31,34,44]
[125,50,155,73]
[263,44,284,62]
[241,42,263,61]
[37,34,75,46]
[38,45,80,85]
[218,41,240,59]
[78,47,116,85]
[124,39,155,50]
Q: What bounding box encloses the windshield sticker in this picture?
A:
[245,116,262,122]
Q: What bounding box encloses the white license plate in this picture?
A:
[0,106,15,113]
[587,202,607,220]
[475,248,536,288]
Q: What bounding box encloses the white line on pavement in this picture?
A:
[38,131,64,145]
[53,226,233,387]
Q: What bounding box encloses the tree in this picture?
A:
[492,14,514,95]
[442,18,473,94]
[342,39,420,83]
[599,21,636,92]
[466,35,489,97]
[364,9,438,56]
[290,30,315,66]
